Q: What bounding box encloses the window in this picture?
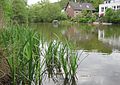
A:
[117,5,120,9]
[101,7,104,12]
[114,6,116,10]
[75,11,79,14]
[105,7,108,9]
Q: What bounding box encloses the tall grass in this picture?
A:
[0,26,79,85]
[0,26,43,84]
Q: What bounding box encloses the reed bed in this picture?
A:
[0,26,79,85]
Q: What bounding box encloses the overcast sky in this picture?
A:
[28,0,58,5]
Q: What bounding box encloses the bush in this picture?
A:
[72,10,96,23]
[102,8,120,23]
[28,3,67,23]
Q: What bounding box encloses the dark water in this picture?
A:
[32,23,120,85]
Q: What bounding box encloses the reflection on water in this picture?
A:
[98,29,120,50]
[31,23,120,85]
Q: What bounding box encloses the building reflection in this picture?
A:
[63,27,95,42]
[62,26,112,53]
[98,29,120,50]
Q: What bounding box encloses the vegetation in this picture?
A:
[1,0,120,85]
[0,0,28,25]
[28,2,67,23]
[0,0,12,25]
[12,0,28,24]
[0,0,105,24]
[0,26,79,85]
[72,10,96,23]
[59,0,69,8]
[102,8,120,23]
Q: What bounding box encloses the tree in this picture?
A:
[104,8,120,23]
[0,0,12,25]
[28,2,67,22]
[59,0,69,8]
[12,0,28,24]
[90,0,104,11]
[104,8,114,22]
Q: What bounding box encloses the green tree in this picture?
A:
[0,0,12,25]
[104,8,120,23]
[28,2,67,23]
[12,0,28,24]
[59,0,69,8]
[90,0,104,11]
[104,8,114,22]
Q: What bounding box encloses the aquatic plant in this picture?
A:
[0,26,79,85]
[0,26,44,84]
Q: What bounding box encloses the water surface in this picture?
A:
[31,23,120,85]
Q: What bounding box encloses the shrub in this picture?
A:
[102,8,120,23]
[72,10,96,23]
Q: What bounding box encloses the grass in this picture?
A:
[0,25,79,85]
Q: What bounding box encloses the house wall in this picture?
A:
[99,1,120,16]
[104,0,120,4]
[66,4,75,17]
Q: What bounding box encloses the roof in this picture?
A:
[66,2,95,11]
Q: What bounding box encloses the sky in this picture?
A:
[27,0,58,5]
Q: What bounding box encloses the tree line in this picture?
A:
[0,0,104,24]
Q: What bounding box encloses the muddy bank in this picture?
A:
[0,49,11,85]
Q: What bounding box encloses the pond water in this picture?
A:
[31,23,120,85]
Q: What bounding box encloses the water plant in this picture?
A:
[0,26,44,84]
[0,26,79,85]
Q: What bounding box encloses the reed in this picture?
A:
[0,26,44,84]
[0,26,79,85]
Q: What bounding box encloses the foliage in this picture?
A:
[72,10,96,23]
[0,0,12,23]
[28,2,67,23]
[89,0,104,11]
[59,0,69,8]
[0,26,41,84]
[0,26,78,85]
[11,0,28,24]
[102,8,120,23]
[0,0,28,24]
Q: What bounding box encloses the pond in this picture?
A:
[31,23,120,85]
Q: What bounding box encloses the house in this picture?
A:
[99,0,120,16]
[65,2,95,17]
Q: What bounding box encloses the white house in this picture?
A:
[99,0,120,16]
